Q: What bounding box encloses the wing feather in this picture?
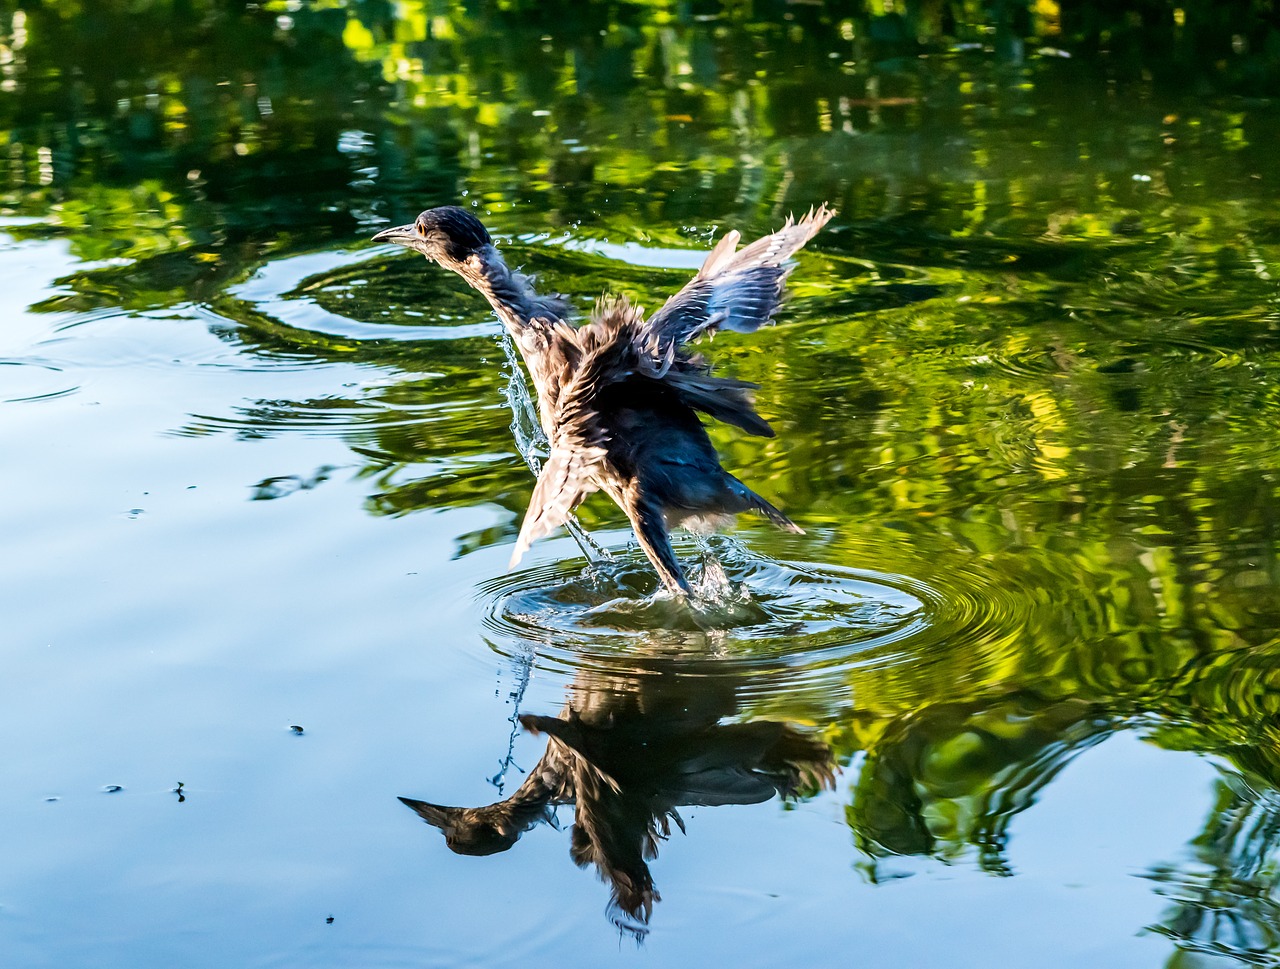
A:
[509,442,605,568]
[509,303,645,566]
[507,208,833,566]
[644,205,835,353]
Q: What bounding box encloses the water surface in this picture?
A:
[3,2,1280,966]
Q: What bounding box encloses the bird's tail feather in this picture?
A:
[725,473,803,533]
[661,368,774,438]
[748,491,804,533]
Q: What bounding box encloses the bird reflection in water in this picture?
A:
[400,656,836,936]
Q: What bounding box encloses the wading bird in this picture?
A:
[372,205,833,594]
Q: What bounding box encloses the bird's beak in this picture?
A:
[371,222,419,246]
[398,796,457,832]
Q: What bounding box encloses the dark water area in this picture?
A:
[4,1,1280,966]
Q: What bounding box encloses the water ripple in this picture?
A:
[0,358,80,403]
[477,536,1051,698]
[225,248,500,343]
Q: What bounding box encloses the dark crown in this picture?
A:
[417,205,492,260]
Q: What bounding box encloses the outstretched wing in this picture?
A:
[508,439,606,569]
[643,205,834,354]
[509,311,643,568]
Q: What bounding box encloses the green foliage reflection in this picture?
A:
[5,0,1280,960]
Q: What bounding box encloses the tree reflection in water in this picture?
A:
[1147,775,1280,963]
[847,692,1112,879]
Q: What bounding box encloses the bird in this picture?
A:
[372,204,834,594]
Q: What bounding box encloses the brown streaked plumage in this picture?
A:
[372,204,834,594]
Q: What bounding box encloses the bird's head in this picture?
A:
[398,796,525,856]
[372,205,493,266]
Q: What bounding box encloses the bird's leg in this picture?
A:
[624,495,692,596]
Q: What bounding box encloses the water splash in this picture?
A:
[688,534,755,605]
[479,538,934,694]
[488,635,534,795]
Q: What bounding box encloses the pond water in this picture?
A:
[4,3,1280,967]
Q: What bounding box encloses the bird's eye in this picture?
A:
[416,222,427,237]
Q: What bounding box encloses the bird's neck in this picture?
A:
[454,244,569,425]
[459,245,569,335]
